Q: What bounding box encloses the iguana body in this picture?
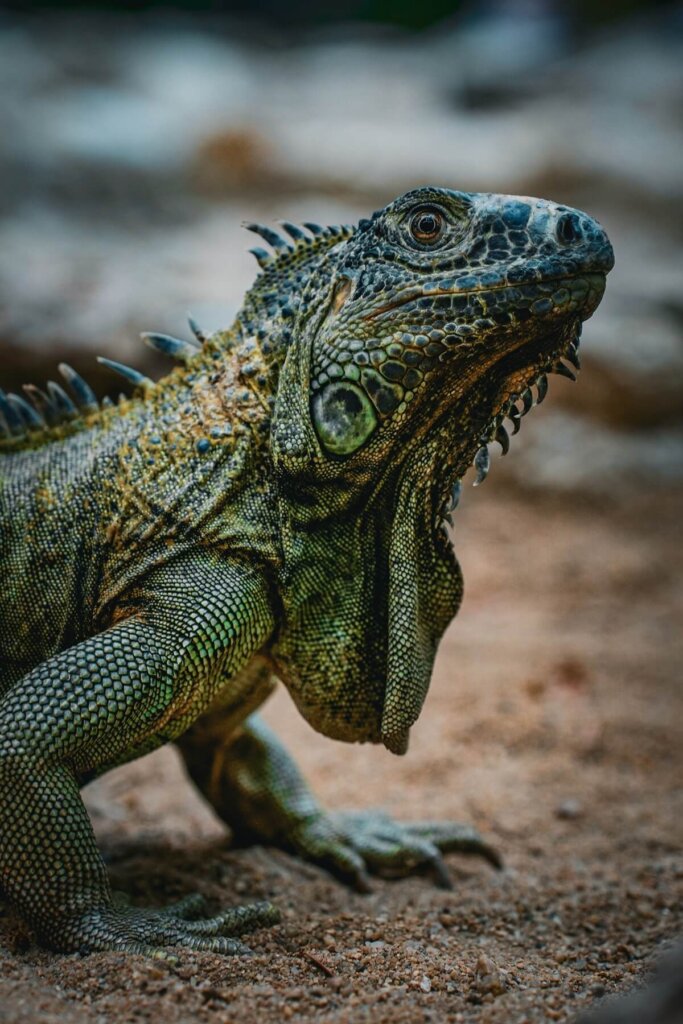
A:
[0,187,613,955]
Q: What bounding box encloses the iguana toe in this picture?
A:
[48,899,279,956]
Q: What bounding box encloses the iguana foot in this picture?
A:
[43,895,280,957]
[288,810,502,891]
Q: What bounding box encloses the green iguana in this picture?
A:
[0,186,613,956]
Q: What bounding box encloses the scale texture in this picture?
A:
[0,186,613,954]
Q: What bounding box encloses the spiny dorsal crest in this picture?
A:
[0,316,211,445]
[0,220,354,446]
[244,220,354,272]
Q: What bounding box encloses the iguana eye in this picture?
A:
[409,206,445,247]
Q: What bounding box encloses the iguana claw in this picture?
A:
[286,810,502,892]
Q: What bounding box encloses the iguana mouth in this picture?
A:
[365,271,607,321]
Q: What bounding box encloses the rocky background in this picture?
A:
[0,3,682,1023]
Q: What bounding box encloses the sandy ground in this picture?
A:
[1,479,682,1024]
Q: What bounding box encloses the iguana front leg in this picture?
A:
[0,555,279,955]
[178,709,501,892]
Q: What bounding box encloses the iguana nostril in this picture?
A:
[556,212,582,245]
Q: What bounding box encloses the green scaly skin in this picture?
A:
[0,187,613,956]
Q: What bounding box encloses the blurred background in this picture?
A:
[0,0,681,492]
[1,3,682,1023]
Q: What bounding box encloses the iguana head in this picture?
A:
[273,186,612,482]
[266,186,613,752]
